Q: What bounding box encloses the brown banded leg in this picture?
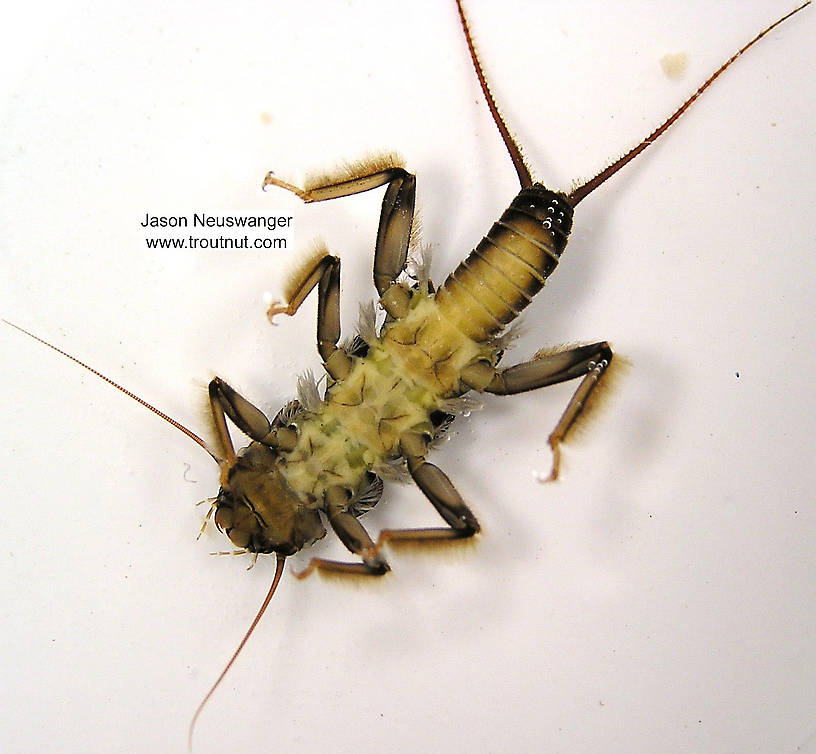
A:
[267,252,353,380]
[299,432,480,577]
[295,486,391,578]
[461,342,614,481]
[314,255,351,379]
[263,157,417,319]
[372,170,415,298]
[376,431,480,548]
[208,377,297,454]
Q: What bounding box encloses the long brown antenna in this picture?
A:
[188,554,286,752]
[3,319,218,462]
[454,0,533,189]
[567,2,810,205]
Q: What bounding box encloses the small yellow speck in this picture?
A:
[660,52,688,80]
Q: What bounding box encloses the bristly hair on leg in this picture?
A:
[280,240,331,312]
[303,152,405,193]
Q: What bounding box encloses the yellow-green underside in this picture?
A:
[281,291,494,501]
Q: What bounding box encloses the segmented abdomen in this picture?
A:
[435,185,574,343]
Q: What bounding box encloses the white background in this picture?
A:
[1,2,814,752]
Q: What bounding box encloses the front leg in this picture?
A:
[208,377,297,456]
[294,485,391,579]
[296,432,480,578]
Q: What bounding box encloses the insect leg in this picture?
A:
[464,343,613,481]
[263,158,416,317]
[208,378,297,456]
[294,486,390,578]
[314,254,352,380]
[268,251,354,380]
[371,171,415,298]
[374,432,480,549]
[263,156,407,204]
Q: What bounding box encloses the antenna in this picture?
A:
[567,2,811,205]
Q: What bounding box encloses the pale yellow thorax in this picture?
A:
[280,291,493,502]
